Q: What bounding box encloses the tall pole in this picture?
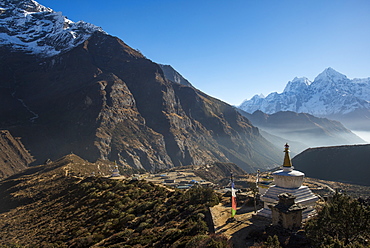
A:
[254,169,260,213]
[231,172,237,218]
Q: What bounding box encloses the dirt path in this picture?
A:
[210,203,270,247]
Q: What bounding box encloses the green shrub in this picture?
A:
[305,192,370,247]
[185,234,210,248]
[137,222,152,232]
[72,236,94,248]
[186,219,208,236]
[120,213,135,223]
[264,235,281,248]
[3,177,231,247]
[80,182,92,189]
[183,187,221,207]
[161,228,183,243]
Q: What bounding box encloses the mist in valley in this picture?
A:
[351,130,370,144]
[259,125,368,158]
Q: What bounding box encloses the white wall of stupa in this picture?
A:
[257,144,318,220]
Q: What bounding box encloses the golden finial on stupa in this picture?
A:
[283,143,292,167]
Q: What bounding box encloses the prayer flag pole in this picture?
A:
[231,173,237,218]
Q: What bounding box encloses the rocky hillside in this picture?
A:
[238,110,365,153]
[293,144,370,186]
[0,0,281,173]
[0,154,112,213]
[0,155,227,247]
[0,130,34,180]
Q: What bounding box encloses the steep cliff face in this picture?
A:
[0,130,34,179]
[0,32,280,172]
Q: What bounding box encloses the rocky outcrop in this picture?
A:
[0,130,34,179]
[0,32,281,172]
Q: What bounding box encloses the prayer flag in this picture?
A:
[231,180,237,217]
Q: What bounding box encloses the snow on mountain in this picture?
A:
[283,77,311,93]
[239,68,370,117]
[313,67,348,83]
[0,0,105,56]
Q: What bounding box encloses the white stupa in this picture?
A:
[257,144,318,220]
[111,164,121,177]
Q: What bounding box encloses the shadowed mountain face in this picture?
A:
[238,110,365,153]
[0,32,281,172]
[292,144,370,186]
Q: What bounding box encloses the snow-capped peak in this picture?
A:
[251,93,265,100]
[283,77,311,93]
[314,67,348,83]
[238,68,370,118]
[0,0,51,13]
[0,0,106,56]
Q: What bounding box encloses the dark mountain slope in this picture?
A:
[292,144,370,186]
[0,32,280,172]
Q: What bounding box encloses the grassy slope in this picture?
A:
[0,155,229,247]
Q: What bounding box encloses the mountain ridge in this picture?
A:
[237,109,364,154]
[293,144,370,186]
[0,0,281,172]
[239,68,370,131]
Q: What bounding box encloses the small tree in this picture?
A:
[264,235,281,248]
[305,192,370,247]
[183,187,220,207]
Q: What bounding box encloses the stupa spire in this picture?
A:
[283,143,292,167]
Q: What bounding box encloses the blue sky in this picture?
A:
[38,0,370,105]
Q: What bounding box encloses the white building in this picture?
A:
[111,164,121,177]
[257,144,318,220]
